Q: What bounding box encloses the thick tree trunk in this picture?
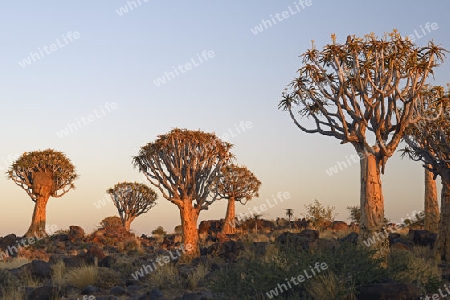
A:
[123,218,134,231]
[436,174,450,261]
[180,201,200,257]
[357,149,389,260]
[25,195,49,238]
[424,166,439,233]
[26,171,53,238]
[222,197,236,234]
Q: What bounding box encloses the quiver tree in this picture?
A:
[402,85,450,260]
[215,164,261,234]
[424,165,439,233]
[107,182,157,231]
[285,209,294,229]
[133,128,233,256]
[7,149,78,237]
[402,86,443,233]
[279,30,446,259]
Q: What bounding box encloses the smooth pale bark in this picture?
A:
[358,149,389,260]
[26,172,53,238]
[424,166,439,233]
[436,174,450,261]
[222,197,236,234]
[180,200,200,257]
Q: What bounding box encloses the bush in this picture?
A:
[387,247,441,294]
[347,205,360,224]
[174,225,183,234]
[304,199,337,231]
[152,226,167,236]
[96,267,123,289]
[100,216,123,229]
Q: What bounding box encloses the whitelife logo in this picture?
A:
[19,31,81,68]
[250,0,312,35]
[153,50,215,87]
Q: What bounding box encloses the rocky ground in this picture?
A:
[0,218,443,300]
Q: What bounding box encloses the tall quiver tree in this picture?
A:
[279,31,445,259]
[215,164,261,234]
[133,128,232,257]
[424,165,439,233]
[403,85,450,261]
[7,149,78,237]
[107,182,157,231]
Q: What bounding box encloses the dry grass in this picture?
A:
[148,262,180,290]
[186,263,209,290]
[0,257,30,270]
[64,264,98,289]
[19,269,41,287]
[307,271,356,300]
[118,236,143,254]
[1,289,26,300]
[51,260,66,289]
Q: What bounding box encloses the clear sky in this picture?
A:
[0,1,449,236]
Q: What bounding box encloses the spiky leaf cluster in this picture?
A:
[279,30,446,172]
[215,164,261,204]
[107,182,157,220]
[402,86,450,178]
[7,149,78,201]
[133,128,233,210]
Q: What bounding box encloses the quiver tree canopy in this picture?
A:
[132,128,233,256]
[403,85,450,178]
[215,164,261,234]
[132,128,233,209]
[7,149,78,201]
[279,30,446,172]
[215,164,261,204]
[107,181,157,231]
[7,149,78,237]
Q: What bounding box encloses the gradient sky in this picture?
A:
[0,1,449,237]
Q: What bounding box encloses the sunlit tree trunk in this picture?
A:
[436,174,450,261]
[180,200,200,257]
[424,166,439,233]
[26,195,49,238]
[358,149,389,260]
[222,197,236,234]
[26,172,53,238]
[123,217,135,231]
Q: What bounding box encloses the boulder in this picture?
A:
[138,288,166,300]
[198,220,223,235]
[31,260,52,278]
[68,226,85,242]
[358,282,419,299]
[276,232,317,252]
[110,286,128,296]
[390,241,411,251]
[206,240,244,261]
[299,229,319,240]
[27,286,59,300]
[339,232,358,244]
[408,229,437,248]
[331,221,348,231]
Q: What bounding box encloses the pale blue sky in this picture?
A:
[0,1,449,236]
